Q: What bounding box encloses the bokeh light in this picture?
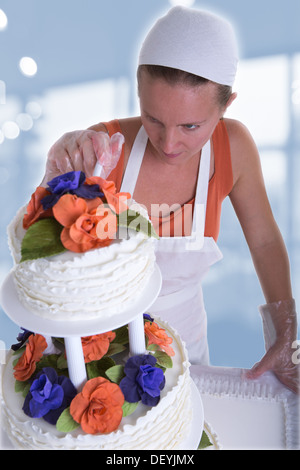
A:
[0,9,8,31]
[19,57,38,77]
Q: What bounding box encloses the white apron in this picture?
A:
[120,126,223,364]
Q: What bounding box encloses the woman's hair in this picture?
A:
[137,64,232,109]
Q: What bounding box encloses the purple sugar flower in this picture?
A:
[41,171,104,209]
[11,328,33,351]
[23,367,77,425]
[48,170,83,195]
[120,354,165,407]
[143,313,154,322]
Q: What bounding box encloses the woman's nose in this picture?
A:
[160,127,178,153]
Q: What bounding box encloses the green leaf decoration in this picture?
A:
[198,430,213,450]
[13,356,21,367]
[56,407,80,433]
[122,400,139,417]
[22,382,31,397]
[86,356,115,380]
[106,342,126,357]
[57,354,68,370]
[152,350,173,369]
[15,379,29,395]
[112,325,129,345]
[118,210,159,239]
[86,361,101,380]
[35,354,59,372]
[52,337,65,346]
[105,365,125,384]
[146,343,160,352]
[12,345,26,356]
[21,218,66,262]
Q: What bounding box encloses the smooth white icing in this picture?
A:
[8,204,155,321]
[1,319,193,450]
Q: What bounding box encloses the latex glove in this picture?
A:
[246,298,299,394]
[92,132,124,178]
[41,130,124,186]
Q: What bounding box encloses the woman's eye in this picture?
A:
[147,115,159,123]
[184,124,199,130]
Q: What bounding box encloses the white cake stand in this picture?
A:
[0,264,162,391]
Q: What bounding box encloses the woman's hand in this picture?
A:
[41,130,99,186]
[246,338,299,394]
[246,299,299,395]
[41,129,124,186]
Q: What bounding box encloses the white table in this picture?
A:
[191,365,299,450]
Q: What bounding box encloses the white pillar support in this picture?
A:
[128,314,146,356]
[64,336,87,391]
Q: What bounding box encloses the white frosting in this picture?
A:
[3,200,195,449]
[1,319,193,450]
[8,204,155,321]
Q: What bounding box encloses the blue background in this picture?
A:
[0,0,299,369]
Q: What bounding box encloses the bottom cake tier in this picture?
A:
[1,317,197,450]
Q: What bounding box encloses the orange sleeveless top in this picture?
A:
[103,119,233,241]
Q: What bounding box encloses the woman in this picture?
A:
[42,7,298,393]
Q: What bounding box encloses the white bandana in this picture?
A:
[138,6,238,87]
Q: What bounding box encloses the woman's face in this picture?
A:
[139,71,226,166]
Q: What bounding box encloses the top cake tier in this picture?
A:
[7,172,157,324]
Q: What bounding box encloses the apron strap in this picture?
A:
[120,126,148,194]
[121,125,211,238]
[191,139,210,238]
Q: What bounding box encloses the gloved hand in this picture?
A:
[41,130,124,185]
[92,132,124,178]
[246,298,299,394]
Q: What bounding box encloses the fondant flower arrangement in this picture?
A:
[12,315,174,435]
[21,171,158,262]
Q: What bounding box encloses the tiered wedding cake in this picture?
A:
[1,171,199,450]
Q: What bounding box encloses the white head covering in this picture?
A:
[138,6,238,87]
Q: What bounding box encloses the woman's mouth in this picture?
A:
[163,151,182,159]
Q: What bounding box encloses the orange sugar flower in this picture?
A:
[70,377,124,434]
[144,321,175,357]
[61,208,117,253]
[81,332,116,363]
[13,334,48,382]
[85,177,116,194]
[23,187,53,229]
[86,177,130,214]
[52,193,101,228]
[52,194,117,253]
